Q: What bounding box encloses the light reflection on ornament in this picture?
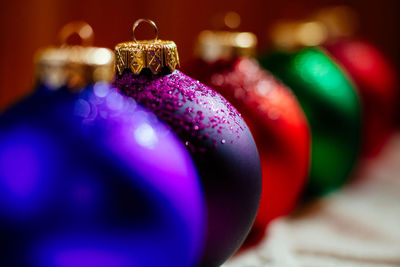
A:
[74,99,91,118]
[93,82,110,98]
[106,91,124,111]
[267,108,280,120]
[294,49,356,113]
[134,123,158,149]
[256,80,273,96]
[0,126,57,220]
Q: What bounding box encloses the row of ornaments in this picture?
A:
[0,20,260,267]
[184,5,397,247]
[0,10,397,267]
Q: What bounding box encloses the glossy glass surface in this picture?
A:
[260,48,361,196]
[0,83,205,267]
[325,39,397,158]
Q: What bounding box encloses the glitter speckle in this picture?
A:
[114,70,245,153]
[221,139,226,144]
[196,58,304,127]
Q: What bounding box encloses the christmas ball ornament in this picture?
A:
[324,40,397,157]
[259,47,361,196]
[113,19,262,267]
[270,6,398,158]
[185,30,310,240]
[0,22,205,267]
[313,6,398,157]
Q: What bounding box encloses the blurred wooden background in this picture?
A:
[0,0,399,110]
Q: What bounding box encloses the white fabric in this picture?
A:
[224,134,400,267]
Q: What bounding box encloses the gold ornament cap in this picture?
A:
[35,21,115,90]
[270,19,328,50]
[195,12,257,62]
[115,19,180,75]
[313,6,358,39]
[195,30,257,63]
[270,6,358,50]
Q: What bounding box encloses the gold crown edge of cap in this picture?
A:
[114,40,180,75]
[34,45,115,89]
[198,30,258,47]
[195,30,257,62]
[34,45,113,61]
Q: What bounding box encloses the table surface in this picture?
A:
[224,134,400,267]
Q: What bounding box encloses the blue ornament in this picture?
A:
[0,81,205,267]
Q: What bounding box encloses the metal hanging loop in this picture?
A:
[132,18,158,42]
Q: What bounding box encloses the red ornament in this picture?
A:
[325,38,398,158]
[186,57,310,241]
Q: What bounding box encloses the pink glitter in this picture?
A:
[113,70,244,153]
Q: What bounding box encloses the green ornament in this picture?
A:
[259,47,361,196]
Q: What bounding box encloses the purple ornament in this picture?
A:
[0,83,205,267]
[114,70,262,267]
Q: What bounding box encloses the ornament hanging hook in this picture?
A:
[132,19,158,42]
[58,21,94,46]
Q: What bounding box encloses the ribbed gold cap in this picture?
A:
[270,6,358,50]
[195,30,257,63]
[35,46,114,89]
[34,21,115,90]
[114,19,180,75]
[313,6,358,39]
[270,20,328,50]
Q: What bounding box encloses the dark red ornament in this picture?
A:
[309,6,399,158]
[324,38,398,158]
